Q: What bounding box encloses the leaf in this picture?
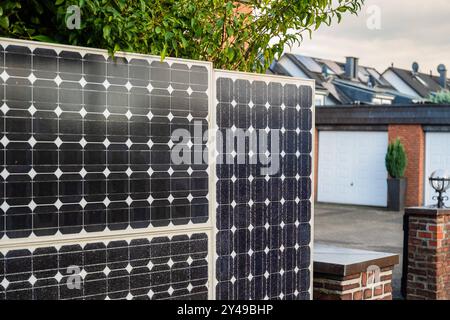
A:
[226,26,234,37]
[226,47,234,60]
[181,37,188,48]
[164,31,174,41]
[103,25,111,39]
[307,13,314,26]
[225,2,234,13]
[0,0,364,74]
[31,35,56,43]
[0,16,9,29]
[161,44,167,60]
[315,19,322,30]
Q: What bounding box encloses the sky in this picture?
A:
[288,0,450,75]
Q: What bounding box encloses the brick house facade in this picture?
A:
[315,104,450,208]
[388,125,425,207]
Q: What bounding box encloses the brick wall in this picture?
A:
[314,267,395,300]
[406,209,450,300]
[388,125,425,207]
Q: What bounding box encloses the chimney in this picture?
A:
[345,57,359,80]
[412,62,419,75]
[368,74,376,88]
[437,64,447,89]
[322,65,329,78]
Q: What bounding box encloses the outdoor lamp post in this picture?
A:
[429,169,450,208]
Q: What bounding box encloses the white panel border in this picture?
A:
[0,37,212,68]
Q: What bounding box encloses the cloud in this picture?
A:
[288,0,450,74]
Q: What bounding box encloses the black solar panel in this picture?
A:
[0,38,313,300]
[214,72,313,300]
[0,42,210,238]
[0,233,209,300]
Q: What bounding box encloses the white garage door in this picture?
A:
[318,131,388,207]
[425,132,450,206]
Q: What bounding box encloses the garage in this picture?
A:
[317,131,389,207]
[425,132,450,206]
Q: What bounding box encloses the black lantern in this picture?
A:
[429,169,450,208]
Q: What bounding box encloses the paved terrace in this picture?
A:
[314,203,404,299]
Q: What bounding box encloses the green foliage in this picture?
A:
[385,138,408,179]
[429,90,450,104]
[0,0,364,72]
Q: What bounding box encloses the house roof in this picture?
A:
[268,54,351,104]
[268,56,327,91]
[267,60,290,77]
[285,53,395,91]
[320,80,353,105]
[384,67,450,98]
[269,53,401,105]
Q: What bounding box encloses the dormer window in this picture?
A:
[372,96,393,105]
[315,94,325,106]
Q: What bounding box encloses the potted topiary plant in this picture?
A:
[385,138,408,211]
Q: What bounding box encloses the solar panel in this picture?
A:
[367,68,381,80]
[294,55,323,73]
[214,71,314,300]
[322,60,344,75]
[0,40,210,238]
[358,67,370,83]
[0,233,209,300]
[0,38,213,300]
[0,38,314,300]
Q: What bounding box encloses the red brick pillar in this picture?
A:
[388,125,425,207]
[314,266,396,300]
[405,208,450,299]
[314,245,399,300]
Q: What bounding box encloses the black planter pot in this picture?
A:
[387,178,407,211]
